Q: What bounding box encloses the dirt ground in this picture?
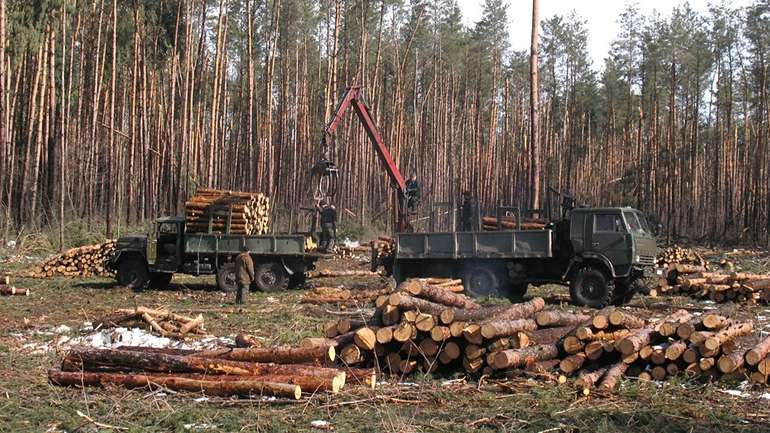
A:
[2,249,770,432]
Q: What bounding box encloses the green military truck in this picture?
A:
[108,217,322,292]
[391,207,657,308]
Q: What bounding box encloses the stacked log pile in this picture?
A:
[311,279,770,391]
[656,245,708,270]
[185,188,270,235]
[0,275,29,296]
[661,271,770,303]
[371,237,395,270]
[94,306,206,338]
[49,342,374,399]
[482,216,547,231]
[29,241,116,278]
[655,245,770,304]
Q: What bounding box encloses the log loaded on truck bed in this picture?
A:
[109,217,323,292]
[392,207,658,308]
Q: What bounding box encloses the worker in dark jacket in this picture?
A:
[460,190,475,231]
[318,200,337,253]
[405,174,420,214]
[234,245,255,305]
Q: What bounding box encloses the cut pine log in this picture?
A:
[439,305,509,325]
[703,322,754,352]
[559,353,587,375]
[608,310,645,329]
[527,326,575,345]
[483,298,545,322]
[387,293,447,316]
[534,311,591,328]
[64,347,345,379]
[0,286,29,296]
[492,344,559,370]
[49,370,302,399]
[480,319,538,339]
[353,328,377,351]
[598,362,630,390]
[745,335,770,366]
[195,345,335,365]
[574,368,608,396]
[399,281,479,309]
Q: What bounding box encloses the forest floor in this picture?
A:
[3,249,770,432]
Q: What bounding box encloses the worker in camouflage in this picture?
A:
[460,190,475,231]
[318,200,337,253]
[405,173,420,214]
[234,245,255,304]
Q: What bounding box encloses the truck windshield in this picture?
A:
[636,212,652,233]
[623,211,647,234]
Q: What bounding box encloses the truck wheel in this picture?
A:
[117,258,150,291]
[216,263,238,293]
[570,267,610,308]
[148,273,173,290]
[463,264,507,298]
[509,282,529,302]
[255,262,289,292]
[611,279,639,306]
[289,273,307,289]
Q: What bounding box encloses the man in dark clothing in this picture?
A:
[234,246,255,305]
[460,190,475,231]
[405,174,420,214]
[318,200,337,253]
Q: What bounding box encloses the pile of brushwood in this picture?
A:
[656,245,770,304]
[94,306,206,338]
[315,279,770,393]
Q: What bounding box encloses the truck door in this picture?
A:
[155,222,181,271]
[586,213,630,272]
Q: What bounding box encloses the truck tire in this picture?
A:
[117,257,150,291]
[148,273,173,290]
[569,267,610,308]
[611,279,640,306]
[289,272,307,289]
[216,263,238,293]
[463,263,508,299]
[255,262,289,292]
[509,282,529,302]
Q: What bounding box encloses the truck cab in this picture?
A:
[110,217,185,290]
[563,207,657,306]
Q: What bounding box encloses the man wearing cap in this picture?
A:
[235,245,255,305]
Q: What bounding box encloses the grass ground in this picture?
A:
[2,253,770,432]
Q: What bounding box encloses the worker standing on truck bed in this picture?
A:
[235,246,255,305]
[406,174,420,214]
[460,190,475,231]
[318,200,337,253]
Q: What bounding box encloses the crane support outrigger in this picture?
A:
[312,86,412,232]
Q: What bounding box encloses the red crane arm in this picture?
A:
[324,87,407,194]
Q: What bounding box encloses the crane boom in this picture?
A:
[320,86,411,232]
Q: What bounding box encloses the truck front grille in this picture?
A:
[637,255,656,266]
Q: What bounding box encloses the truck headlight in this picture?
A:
[635,255,641,263]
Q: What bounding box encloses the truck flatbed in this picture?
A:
[396,230,553,260]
